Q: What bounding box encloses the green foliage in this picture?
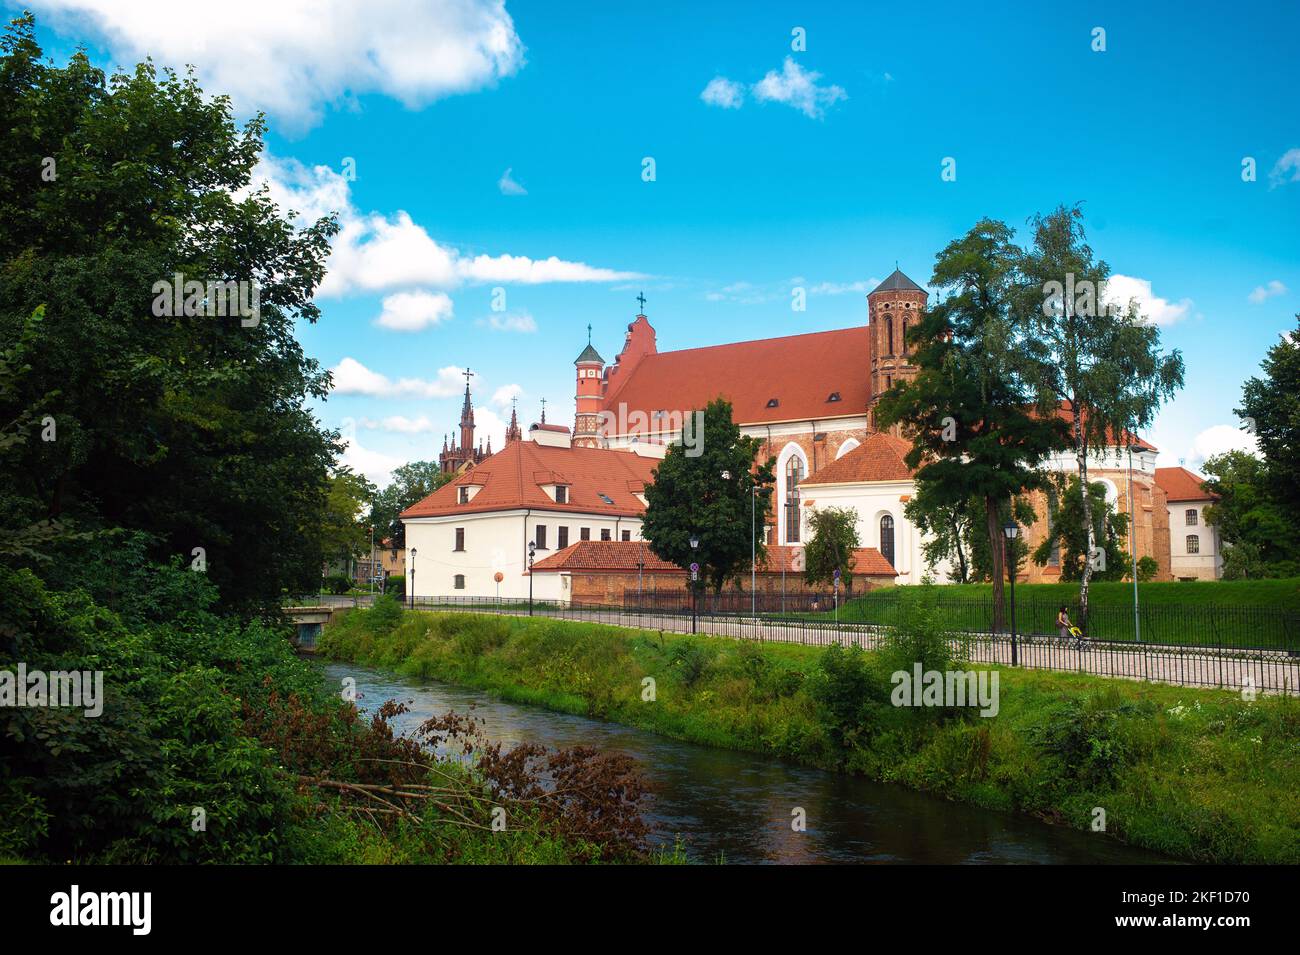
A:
[875,218,1069,626]
[1203,449,1300,579]
[666,636,716,688]
[1238,314,1300,519]
[642,398,775,594]
[0,15,339,614]
[1032,475,1130,581]
[384,574,406,597]
[1135,555,1159,582]
[318,606,1300,863]
[803,506,860,591]
[320,467,377,574]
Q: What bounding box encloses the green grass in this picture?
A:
[819,579,1300,650]
[319,605,1300,865]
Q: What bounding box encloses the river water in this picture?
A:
[323,662,1170,865]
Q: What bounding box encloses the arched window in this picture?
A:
[453,574,466,589]
[784,456,804,543]
[886,316,894,355]
[1186,535,1200,555]
[880,515,895,568]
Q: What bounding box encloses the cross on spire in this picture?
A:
[540,397,547,424]
[461,367,474,389]
[636,291,647,313]
[587,323,592,344]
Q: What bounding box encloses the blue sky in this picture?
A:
[20,0,1300,484]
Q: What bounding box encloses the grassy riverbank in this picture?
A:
[319,596,1300,864]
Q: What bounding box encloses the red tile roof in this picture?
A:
[1046,403,1157,452]
[602,326,873,427]
[530,541,896,578]
[1155,466,1217,502]
[401,440,658,519]
[802,432,915,484]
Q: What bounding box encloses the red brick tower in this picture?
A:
[868,268,927,431]
[573,324,606,448]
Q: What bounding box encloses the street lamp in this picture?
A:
[689,534,700,634]
[528,540,537,616]
[636,541,646,608]
[1002,521,1018,666]
[409,547,417,610]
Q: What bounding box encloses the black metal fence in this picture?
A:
[377,593,1299,694]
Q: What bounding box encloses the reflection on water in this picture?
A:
[324,663,1170,865]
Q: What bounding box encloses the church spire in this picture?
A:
[505,397,521,443]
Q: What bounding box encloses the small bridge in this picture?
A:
[284,605,342,652]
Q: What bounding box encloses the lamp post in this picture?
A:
[528,540,536,616]
[636,542,645,608]
[369,524,375,598]
[409,547,417,610]
[833,567,840,626]
[1002,521,1018,665]
[689,534,700,634]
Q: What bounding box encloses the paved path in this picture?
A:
[302,596,1299,695]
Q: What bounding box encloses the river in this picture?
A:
[323,662,1170,865]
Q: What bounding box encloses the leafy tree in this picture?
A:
[804,506,860,592]
[369,460,450,549]
[0,15,339,614]
[904,495,974,583]
[1031,476,1130,582]
[966,496,1037,582]
[1238,315,1300,516]
[321,467,376,578]
[876,219,1068,630]
[642,398,774,594]
[1202,449,1299,579]
[1015,205,1183,624]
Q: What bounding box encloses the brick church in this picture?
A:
[407,267,1195,602]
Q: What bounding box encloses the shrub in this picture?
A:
[384,574,405,597]
[666,636,716,688]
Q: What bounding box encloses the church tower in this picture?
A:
[505,398,522,443]
[868,268,927,431]
[439,368,487,473]
[573,324,605,448]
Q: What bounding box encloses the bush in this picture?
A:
[384,574,405,597]
[324,574,352,595]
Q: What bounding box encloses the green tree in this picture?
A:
[321,468,377,579]
[1016,205,1184,625]
[642,398,774,594]
[1031,476,1130,582]
[803,506,860,593]
[903,495,974,584]
[368,460,450,549]
[1202,449,1299,579]
[0,15,339,613]
[876,219,1068,630]
[1238,315,1300,517]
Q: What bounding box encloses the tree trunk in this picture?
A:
[984,494,1006,632]
[950,510,969,584]
[1073,403,1094,633]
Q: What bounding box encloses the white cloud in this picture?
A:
[490,383,523,409]
[1103,274,1193,327]
[359,415,436,434]
[752,58,846,119]
[248,154,642,296]
[330,358,465,399]
[375,290,454,331]
[481,311,537,333]
[1268,148,1300,189]
[337,434,408,489]
[700,76,744,109]
[35,0,525,134]
[1248,280,1288,304]
[498,167,528,195]
[810,278,881,296]
[1188,424,1258,467]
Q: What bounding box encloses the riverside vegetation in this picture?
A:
[319,590,1300,864]
[0,539,658,865]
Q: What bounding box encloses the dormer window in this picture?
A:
[827,392,841,403]
[458,486,470,504]
[555,485,568,504]
[766,398,779,408]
